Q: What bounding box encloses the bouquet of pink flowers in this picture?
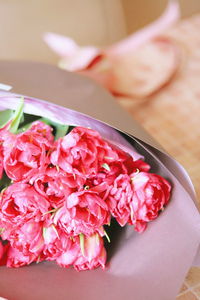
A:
[0,97,171,271]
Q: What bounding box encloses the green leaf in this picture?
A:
[79,233,85,256]
[52,224,59,238]
[39,117,69,140]
[42,227,47,239]
[10,97,24,133]
[0,109,13,128]
[43,208,59,216]
[36,255,41,264]
[0,172,11,191]
[0,227,5,235]
[39,117,53,126]
[55,124,69,140]
[16,122,33,133]
[104,229,111,243]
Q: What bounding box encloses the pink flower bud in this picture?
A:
[56,233,106,271]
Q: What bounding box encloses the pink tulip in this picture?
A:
[6,245,37,268]
[0,182,50,233]
[53,190,110,236]
[29,167,85,208]
[42,224,71,260]
[106,174,133,226]
[129,172,171,232]
[50,126,124,176]
[57,233,106,270]
[56,238,80,267]
[8,221,44,257]
[50,126,145,189]
[3,121,54,181]
[28,121,54,142]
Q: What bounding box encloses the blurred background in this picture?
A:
[0,2,200,298]
[0,0,200,63]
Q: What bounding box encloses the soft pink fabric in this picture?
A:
[44,1,180,98]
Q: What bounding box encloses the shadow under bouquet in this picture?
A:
[0,96,171,270]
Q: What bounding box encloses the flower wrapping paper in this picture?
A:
[0,61,199,300]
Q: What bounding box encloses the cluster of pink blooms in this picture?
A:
[0,121,171,270]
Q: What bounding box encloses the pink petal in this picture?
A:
[56,243,79,267]
[67,193,79,209]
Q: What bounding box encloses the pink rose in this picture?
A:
[129,172,171,232]
[3,121,54,181]
[53,190,110,236]
[50,126,128,177]
[0,182,50,232]
[29,167,85,208]
[6,245,37,268]
[57,233,106,271]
